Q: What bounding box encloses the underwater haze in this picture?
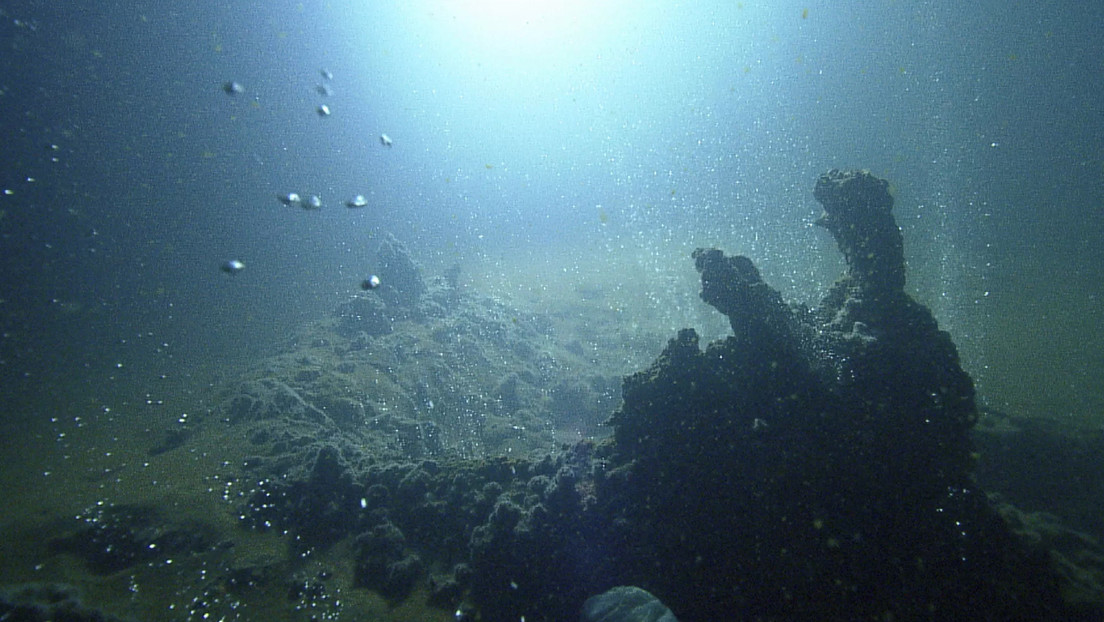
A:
[1,1,1103,620]
[3,1,1102,420]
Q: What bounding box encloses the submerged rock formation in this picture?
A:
[601,169,1058,620]
[374,232,427,310]
[207,173,1086,622]
[813,169,905,295]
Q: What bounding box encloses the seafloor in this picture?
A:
[3,171,1104,622]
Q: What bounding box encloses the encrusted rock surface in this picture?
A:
[814,168,905,295]
[599,170,1047,620]
[129,173,1095,621]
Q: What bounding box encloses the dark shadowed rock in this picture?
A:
[0,583,128,622]
[813,169,904,294]
[599,170,1068,621]
[375,233,426,309]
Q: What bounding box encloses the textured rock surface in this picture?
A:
[813,168,905,294]
[596,170,1059,620]
[120,175,1098,621]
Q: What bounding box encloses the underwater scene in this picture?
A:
[1,1,1103,620]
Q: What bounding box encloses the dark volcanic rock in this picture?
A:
[468,451,606,622]
[597,170,1066,621]
[245,445,365,551]
[814,168,905,294]
[354,521,423,601]
[691,247,799,349]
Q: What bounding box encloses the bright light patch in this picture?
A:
[459,0,580,39]
[436,0,617,61]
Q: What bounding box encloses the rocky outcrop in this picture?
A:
[211,176,1086,621]
[599,170,1059,620]
[813,168,905,295]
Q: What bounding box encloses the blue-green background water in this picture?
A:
[1,0,1102,614]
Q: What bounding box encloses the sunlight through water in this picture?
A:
[425,0,626,64]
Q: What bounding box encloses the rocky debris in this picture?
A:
[994,502,1104,612]
[335,232,438,337]
[225,378,328,424]
[549,376,616,432]
[235,444,603,618]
